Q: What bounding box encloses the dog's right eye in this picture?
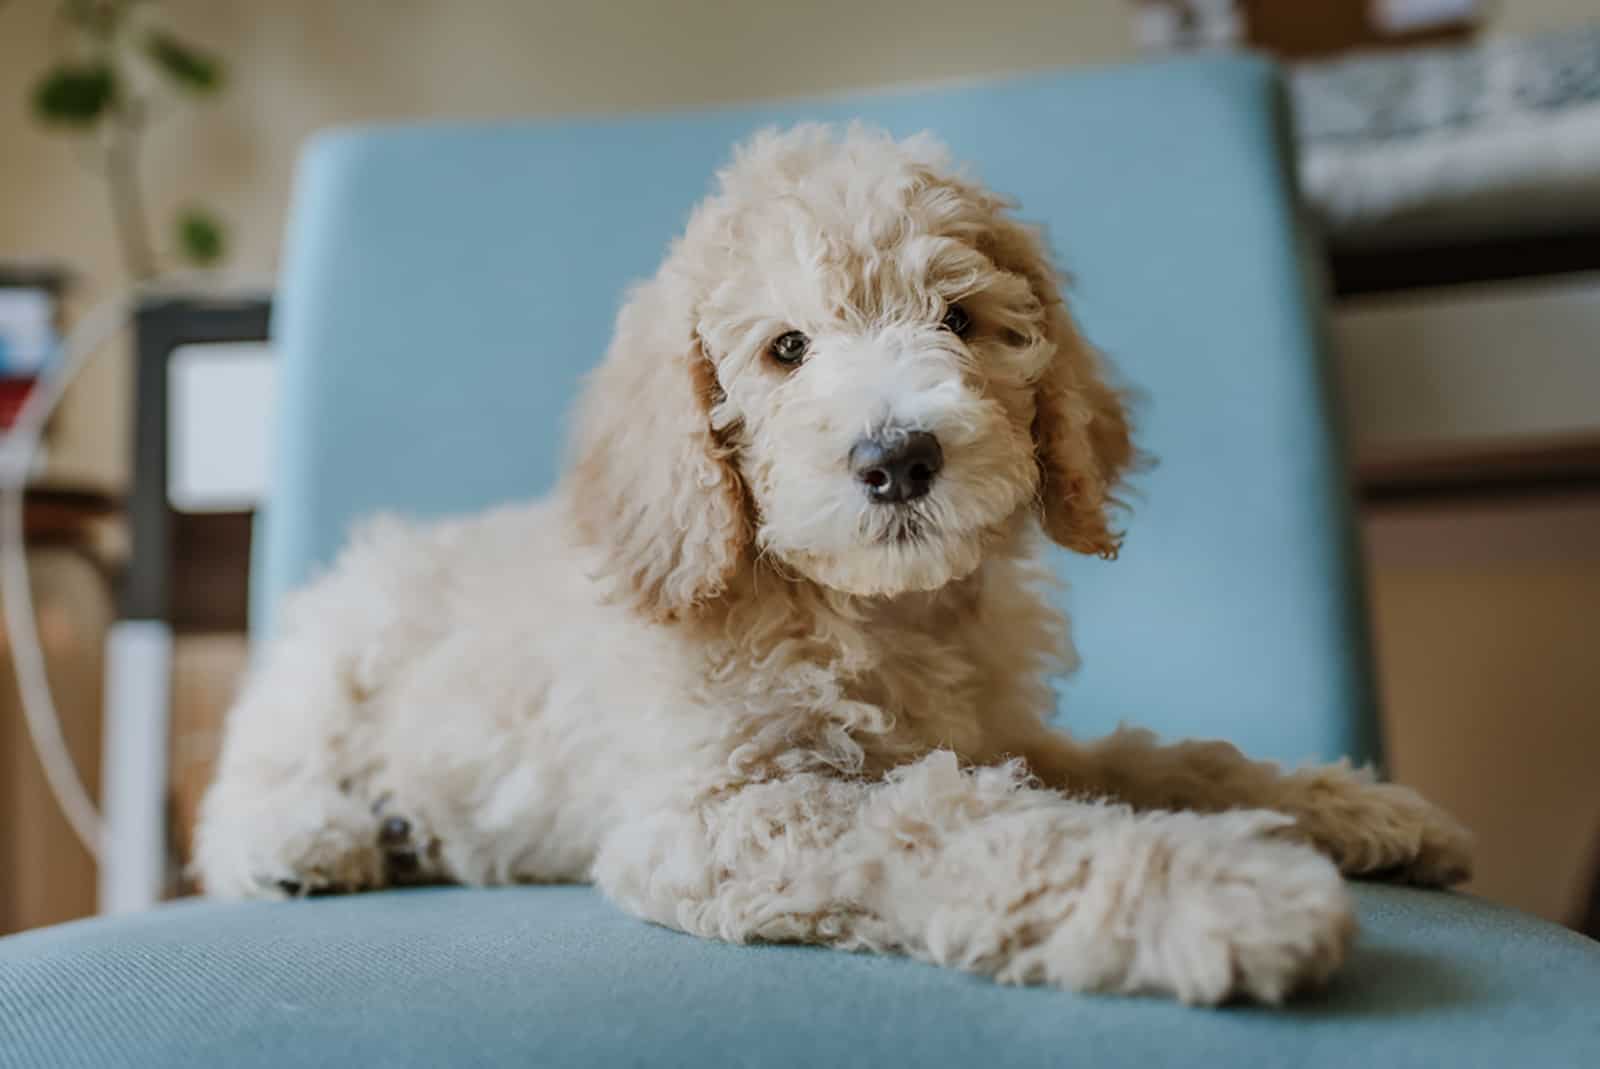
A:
[768,330,810,368]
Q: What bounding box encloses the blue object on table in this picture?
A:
[0,284,57,375]
[4,54,1597,1069]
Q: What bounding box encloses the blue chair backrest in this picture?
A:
[260,56,1378,768]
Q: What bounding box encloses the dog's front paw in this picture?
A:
[1277,765,1473,887]
[194,782,387,899]
[1008,809,1355,1005]
[1134,811,1355,1005]
[369,793,446,886]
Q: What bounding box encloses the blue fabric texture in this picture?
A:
[258,55,1375,767]
[3,885,1598,1068]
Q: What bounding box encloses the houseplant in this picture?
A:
[24,0,229,279]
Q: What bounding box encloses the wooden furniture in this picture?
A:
[1329,228,1600,504]
[1244,0,1477,59]
[1327,219,1600,933]
[0,491,118,935]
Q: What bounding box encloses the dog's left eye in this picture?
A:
[941,303,972,338]
[769,330,810,368]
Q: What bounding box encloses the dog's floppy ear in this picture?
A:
[570,275,750,619]
[983,217,1137,559]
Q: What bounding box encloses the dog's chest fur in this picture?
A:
[683,544,1073,783]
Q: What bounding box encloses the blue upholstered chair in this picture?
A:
[3,56,1598,1068]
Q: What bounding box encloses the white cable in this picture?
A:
[1,272,273,864]
[3,295,132,860]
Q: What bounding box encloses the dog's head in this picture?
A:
[573,125,1135,617]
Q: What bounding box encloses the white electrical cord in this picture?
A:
[2,293,133,861]
[1,273,273,864]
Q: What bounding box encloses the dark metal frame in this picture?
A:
[1329,225,1600,299]
[128,295,272,631]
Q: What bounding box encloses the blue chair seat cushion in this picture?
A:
[2,884,1596,1068]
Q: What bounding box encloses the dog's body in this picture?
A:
[197,126,1470,1005]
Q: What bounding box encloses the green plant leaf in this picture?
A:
[175,207,226,266]
[31,63,117,125]
[145,31,223,92]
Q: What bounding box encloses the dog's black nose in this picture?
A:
[850,430,943,504]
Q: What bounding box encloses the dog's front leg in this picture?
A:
[1012,728,1472,887]
[594,751,1352,1005]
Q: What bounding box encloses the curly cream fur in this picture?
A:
[195,125,1470,1006]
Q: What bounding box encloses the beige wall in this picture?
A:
[1495,0,1600,34]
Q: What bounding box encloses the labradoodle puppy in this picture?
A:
[196,124,1471,1005]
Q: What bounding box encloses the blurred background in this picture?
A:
[1,0,1597,936]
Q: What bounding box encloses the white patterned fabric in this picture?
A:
[1291,25,1600,245]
